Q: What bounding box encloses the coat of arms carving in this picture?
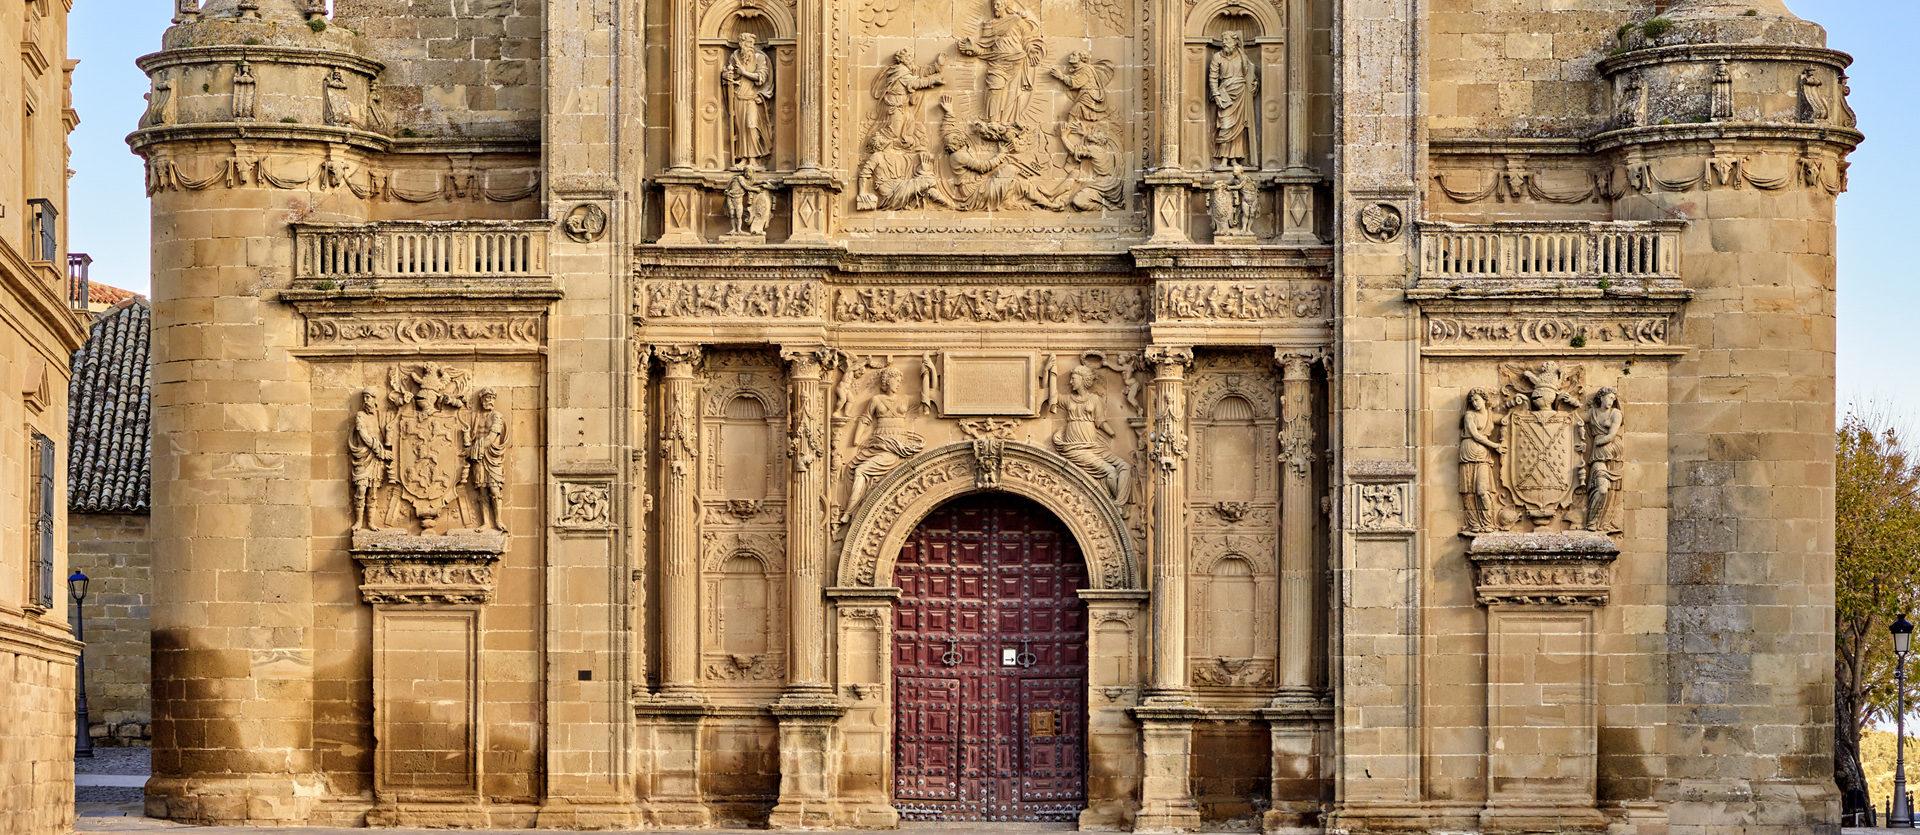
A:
[349,363,510,536]
[1459,362,1624,536]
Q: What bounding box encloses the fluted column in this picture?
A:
[1143,345,1193,701]
[1275,348,1324,701]
[655,345,704,700]
[1283,0,1310,172]
[781,347,833,699]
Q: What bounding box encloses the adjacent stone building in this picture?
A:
[0,0,84,830]
[67,296,154,747]
[129,0,1858,831]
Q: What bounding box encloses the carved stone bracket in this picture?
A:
[1467,532,1618,608]
[351,530,507,605]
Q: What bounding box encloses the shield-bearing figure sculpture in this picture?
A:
[1497,361,1586,524]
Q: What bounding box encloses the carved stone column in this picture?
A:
[1143,345,1193,701]
[1273,348,1324,702]
[655,345,704,700]
[1470,531,1616,834]
[769,346,845,829]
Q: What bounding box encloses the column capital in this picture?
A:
[654,344,704,376]
[1144,345,1194,373]
[780,345,834,379]
[1274,347,1329,381]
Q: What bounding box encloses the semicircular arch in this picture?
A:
[1184,0,1279,40]
[836,442,1141,591]
[699,0,797,42]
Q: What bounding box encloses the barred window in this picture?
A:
[28,432,53,608]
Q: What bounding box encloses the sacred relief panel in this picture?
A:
[842,0,1145,231]
[1455,362,1627,537]
[1153,281,1329,322]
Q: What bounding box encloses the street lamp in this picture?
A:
[68,571,91,760]
[1893,614,1914,827]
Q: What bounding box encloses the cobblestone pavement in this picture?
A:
[75,746,148,810]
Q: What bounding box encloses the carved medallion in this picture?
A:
[563,203,609,243]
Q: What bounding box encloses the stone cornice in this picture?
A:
[1590,121,1863,154]
[136,45,385,76]
[127,122,392,154]
[1596,42,1851,77]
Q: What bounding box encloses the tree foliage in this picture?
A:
[1836,411,1920,820]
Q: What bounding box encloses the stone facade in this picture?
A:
[129,0,1856,831]
[0,0,84,830]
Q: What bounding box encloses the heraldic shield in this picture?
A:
[1497,361,1586,523]
[386,363,475,529]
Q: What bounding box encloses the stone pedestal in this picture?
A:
[767,701,847,828]
[1131,703,1205,832]
[352,531,506,827]
[1259,701,1332,834]
[631,700,712,826]
[1469,532,1617,834]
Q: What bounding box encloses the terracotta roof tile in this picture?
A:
[67,297,151,514]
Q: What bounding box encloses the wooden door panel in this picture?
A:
[894,494,1088,822]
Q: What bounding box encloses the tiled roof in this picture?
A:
[87,281,139,306]
[67,297,151,514]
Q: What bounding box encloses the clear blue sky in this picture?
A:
[69,2,1915,416]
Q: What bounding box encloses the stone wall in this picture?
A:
[68,511,152,746]
[0,646,76,835]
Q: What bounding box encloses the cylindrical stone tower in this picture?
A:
[129,0,385,822]
[1598,3,1859,831]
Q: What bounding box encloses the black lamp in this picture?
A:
[68,571,91,759]
[1894,614,1914,827]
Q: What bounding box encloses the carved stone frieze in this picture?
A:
[833,286,1147,324]
[144,154,541,202]
[350,532,507,606]
[1467,531,1618,608]
[1153,282,1329,321]
[1435,151,1845,203]
[1191,657,1274,689]
[1426,316,1670,349]
[306,316,543,347]
[706,653,782,681]
[643,281,821,319]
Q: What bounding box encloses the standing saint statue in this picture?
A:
[1459,388,1504,534]
[955,0,1045,125]
[349,389,393,532]
[1208,30,1258,169]
[1053,364,1132,502]
[465,388,509,533]
[1583,387,1624,533]
[723,33,775,170]
[842,368,926,521]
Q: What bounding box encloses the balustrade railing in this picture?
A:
[1419,222,1681,281]
[294,222,550,280]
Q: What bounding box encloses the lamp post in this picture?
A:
[68,571,91,759]
[1893,614,1914,827]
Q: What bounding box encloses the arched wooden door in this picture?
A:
[892,493,1089,822]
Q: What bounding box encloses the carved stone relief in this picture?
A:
[1208,31,1258,170]
[1710,60,1733,121]
[563,203,609,243]
[1191,657,1273,688]
[835,286,1146,324]
[348,365,511,537]
[557,482,613,528]
[1358,203,1404,243]
[1458,363,1626,536]
[1207,168,1259,242]
[145,153,541,202]
[1425,316,1670,349]
[842,366,926,520]
[1797,67,1829,124]
[306,316,543,347]
[231,61,256,121]
[1467,532,1618,608]
[140,72,174,129]
[355,554,500,605]
[722,171,774,240]
[1048,362,1131,501]
[642,281,820,319]
[1153,282,1328,321]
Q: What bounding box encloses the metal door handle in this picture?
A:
[941,640,962,667]
[1016,640,1036,668]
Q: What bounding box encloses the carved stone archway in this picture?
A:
[836,442,1142,590]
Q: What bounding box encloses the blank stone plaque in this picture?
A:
[941,353,1037,416]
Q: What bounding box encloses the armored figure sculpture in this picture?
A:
[955,0,1045,125]
[843,367,925,520]
[465,388,509,533]
[1459,388,1503,534]
[1053,364,1132,502]
[1209,31,1258,169]
[723,33,775,169]
[724,172,773,236]
[1583,386,1624,533]
[349,389,393,532]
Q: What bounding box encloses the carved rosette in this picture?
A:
[351,530,507,605]
[1467,532,1617,608]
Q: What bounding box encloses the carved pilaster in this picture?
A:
[1143,345,1192,701]
[1274,348,1325,702]
[656,345,705,700]
[780,347,834,701]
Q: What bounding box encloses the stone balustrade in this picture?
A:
[1418,221,1683,282]
[293,221,550,280]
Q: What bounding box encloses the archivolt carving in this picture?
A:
[702,531,787,572]
[837,442,1140,590]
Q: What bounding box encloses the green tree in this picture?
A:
[1836,411,1920,822]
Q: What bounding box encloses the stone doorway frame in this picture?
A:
[827,441,1148,828]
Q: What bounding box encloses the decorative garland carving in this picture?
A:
[144,155,540,202]
[1434,153,1845,203]
[306,316,542,347]
[837,442,1139,590]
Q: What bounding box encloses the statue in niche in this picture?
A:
[954,0,1046,126]
[324,68,362,129]
[465,388,509,534]
[1061,127,1124,210]
[723,33,775,170]
[1583,387,1624,533]
[939,96,1064,211]
[349,389,394,532]
[1458,388,1504,535]
[1208,31,1258,169]
[1052,363,1132,502]
[1050,51,1115,129]
[724,171,773,236]
[856,131,958,210]
[232,61,256,121]
[870,49,947,143]
[842,367,926,521]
